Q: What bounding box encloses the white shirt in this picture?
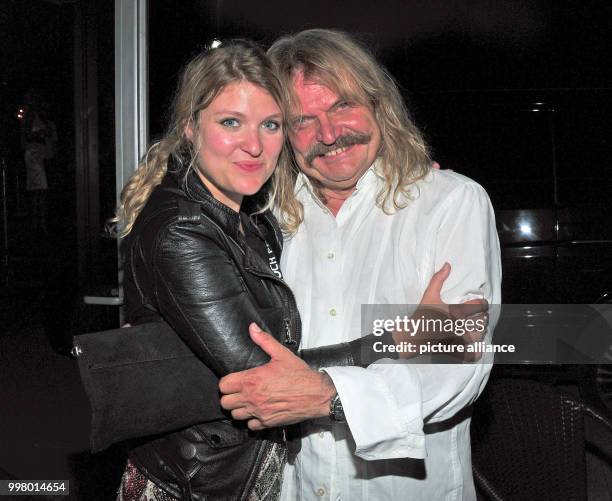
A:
[279,166,502,501]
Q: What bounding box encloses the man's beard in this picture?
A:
[304,133,371,166]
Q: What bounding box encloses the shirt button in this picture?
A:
[316,487,326,496]
[327,251,335,260]
[319,432,325,438]
[329,308,337,317]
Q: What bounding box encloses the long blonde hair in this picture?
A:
[113,40,295,237]
[268,29,432,233]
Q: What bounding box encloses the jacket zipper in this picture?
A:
[195,209,302,348]
[245,265,301,348]
[284,317,297,347]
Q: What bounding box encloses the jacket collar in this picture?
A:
[164,165,242,239]
[163,159,281,253]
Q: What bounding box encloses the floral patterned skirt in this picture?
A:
[117,460,177,501]
[117,440,286,501]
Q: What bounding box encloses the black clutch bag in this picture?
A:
[72,322,224,452]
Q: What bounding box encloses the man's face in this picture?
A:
[288,71,382,193]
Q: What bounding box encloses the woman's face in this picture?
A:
[186,81,284,212]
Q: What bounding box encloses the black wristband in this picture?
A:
[348,331,399,366]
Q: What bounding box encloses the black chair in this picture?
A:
[471,377,612,501]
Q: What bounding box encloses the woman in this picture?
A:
[114,40,390,501]
[113,40,303,501]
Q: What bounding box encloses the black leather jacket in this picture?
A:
[123,166,369,500]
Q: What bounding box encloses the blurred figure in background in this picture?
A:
[21,90,52,233]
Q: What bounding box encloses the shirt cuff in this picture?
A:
[322,365,426,460]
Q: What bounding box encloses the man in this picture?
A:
[219,29,501,500]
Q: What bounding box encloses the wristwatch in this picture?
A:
[329,393,346,422]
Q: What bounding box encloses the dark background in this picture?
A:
[147,0,612,131]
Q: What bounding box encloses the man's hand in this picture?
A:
[219,323,336,431]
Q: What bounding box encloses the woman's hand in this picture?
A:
[392,263,489,360]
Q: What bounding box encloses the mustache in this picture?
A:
[304,133,371,165]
